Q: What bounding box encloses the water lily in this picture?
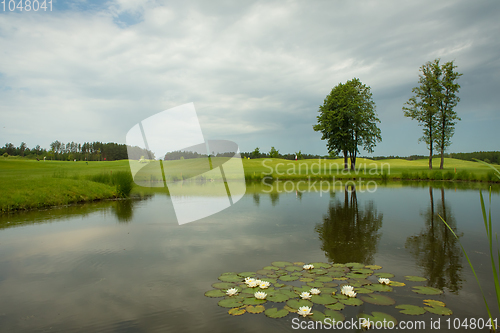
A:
[297,306,313,317]
[378,278,391,285]
[300,291,311,300]
[254,291,267,299]
[345,290,357,298]
[309,288,321,295]
[341,285,354,295]
[303,264,314,270]
[244,277,254,283]
[259,281,271,289]
[247,280,259,288]
[361,318,372,330]
[226,288,239,296]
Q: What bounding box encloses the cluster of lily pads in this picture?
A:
[204,261,453,326]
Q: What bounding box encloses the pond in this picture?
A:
[0,181,499,332]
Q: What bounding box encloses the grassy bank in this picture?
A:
[1,156,498,213]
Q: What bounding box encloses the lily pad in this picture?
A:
[339,297,363,306]
[365,265,382,270]
[345,262,365,269]
[286,299,313,309]
[285,266,302,272]
[257,269,273,275]
[365,284,393,292]
[279,275,299,282]
[395,304,427,315]
[274,283,285,288]
[310,262,332,269]
[311,294,337,305]
[293,262,305,266]
[263,266,280,270]
[267,293,290,303]
[311,269,328,275]
[412,286,443,295]
[228,307,246,316]
[324,309,345,323]
[423,299,446,307]
[327,271,346,278]
[260,278,277,284]
[300,278,314,282]
[358,312,398,327]
[291,272,303,276]
[279,289,298,298]
[346,273,371,279]
[424,306,452,315]
[218,274,243,282]
[272,261,293,267]
[205,289,227,298]
[221,272,238,275]
[246,305,265,314]
[405,275,427,282]
[264,307,289,318]
[331,263,347,268]
[307,282,324,288]
[316,276,333,282]
[212,282,235,289]
[243,298,267,305]
[218,298,244,308]
[325,303,345,311]
[351,268,373,275]
[310,310,326,322]
[284,305,297,313]
[354,287,374,294]
[238,272,256,278]
[375,272,395,278]
[359,294,395,306]
[389,281,405,287]
[321,287,337,294]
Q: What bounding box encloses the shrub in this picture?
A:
[111,171,134,197]
[401,171,410,179]
[420,171,429,180]
[455,170,470,181]
[430,171,443,180]
[2,152,8,158]
[444,170,455,180]
[485,171,497,182]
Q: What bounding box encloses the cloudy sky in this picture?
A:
[1,0,499,157]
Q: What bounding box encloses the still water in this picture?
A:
[0,181,499,332]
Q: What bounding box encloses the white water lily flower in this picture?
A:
[341,285,354,296]
[361,318,372,330]
[303,264,314,270]
[309,288,321,295]
[254,279,262,285]
[378,278,391,285]
[345,290,357,298]
[244,277,255,283]
[259,281,271,289]
[226,288,239,296]
[254,291,267,299]
[300,292,311,300]
[247,280,259,288]
[297,306,313,317]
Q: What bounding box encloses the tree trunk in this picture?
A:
[343,150,348,170]
[440,149,444,169]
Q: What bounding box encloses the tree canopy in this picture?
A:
[313,78,381,169]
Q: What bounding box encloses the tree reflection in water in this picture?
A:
[315,185,383,264]
[405,187,463,293]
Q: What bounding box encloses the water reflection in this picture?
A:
[405,187,463,292]
[315,185,383,264]
[111,199,135,222]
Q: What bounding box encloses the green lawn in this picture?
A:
[0,156,498,213]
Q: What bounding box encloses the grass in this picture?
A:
[0,156,498,213]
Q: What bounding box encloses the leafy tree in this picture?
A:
[313,78,381,169]
[19,142,27,157]
[251,147,260,159]
[403,59,461,169]
[269,146,279,158]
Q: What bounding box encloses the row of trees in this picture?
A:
[403,59,462,169]
[313,78,382,170]
[1,141,153,161]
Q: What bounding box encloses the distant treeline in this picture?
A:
[368,151,500,164]
[1,141,153,161]
[164,151,236,160]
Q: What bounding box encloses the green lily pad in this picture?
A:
[311,269,328,275]
[365,284,393,292]
[339,297,363,306]
[424,306,452,315]
[256,269,273,275]
[284,305,297,313]
[212,282,235,289]
[218,298,244,308]
[243,297,267,305]
[310,310,326,322]
[260,278,277,284]
[241,287,259,294]
[264,307,289,318]
[324,309,345,323]
[263,266,280,271]
[412,286,443,295]
[365,265,382,270]
[311,294,337,305]
[267,293,290,303]
[291,272,303,276]
[279,289,298,298]
[279,275,299,282]
[327,271,346,278]
[221,272,238,275]
[325,302,345,311]
[346,273,371,279]
[293,262,305,266]
[351,268,373,275]
[316,276,334,282]
[331,263,347,268]
[238,272,256,278]
[310,262,332,269]
[286,299,313,309]
[307,282,325,288]
[389,281,405,287]
[274,283,285,288]
[321,287,337,294]
[346,262,365,269]
[423,299,446,307]
[395,304,427,315]
[285,266,302,272]
[218,274,243,282]
[300,278,314,282]
[272,261,293,267]
[359,294,395,305]
[204,289,227,297]
[375,272,395,278]
[228,307,246,315]
[358,312,398,327]
[405,275,427,282]
[246,305,265,314]
[294,285,313,294]
[354,287,373,294]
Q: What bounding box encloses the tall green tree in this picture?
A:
[313,78,381,170]
[403,59,461,169]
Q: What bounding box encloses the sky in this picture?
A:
[0,0,499,157]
